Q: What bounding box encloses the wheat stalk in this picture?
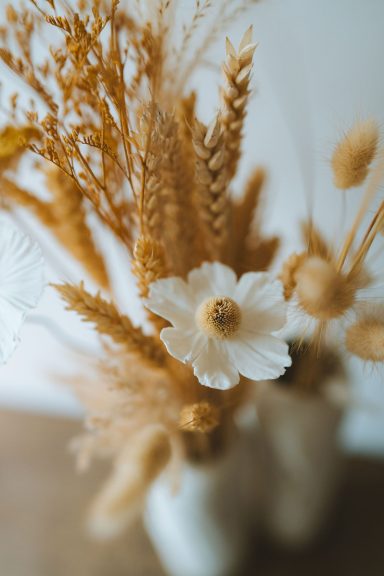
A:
[54,281,165,367]
[1,178,56,227]
[47,168,110,289]
[221,26,257,181]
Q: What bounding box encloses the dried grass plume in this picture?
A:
[332,120,379,189]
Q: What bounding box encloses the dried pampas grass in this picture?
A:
[89,426,171,539]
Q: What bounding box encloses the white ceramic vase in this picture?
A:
[144,436,249,576]
[257,382,344,548]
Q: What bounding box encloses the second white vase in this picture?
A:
[256,381,344,548]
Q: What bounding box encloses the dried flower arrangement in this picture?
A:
[0,0,383,544]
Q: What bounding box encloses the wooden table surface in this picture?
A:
[0,409,384,576]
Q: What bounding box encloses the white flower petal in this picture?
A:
[0,221,45,364]
[240,303,287,336]
[146,277,195,329]
[188,261,237,303]
[0,316,18,364]
[234,271,284,311]
[0,221,44,316]
[160,327,206,363]
[192,339,239,390]
[227,334,291,381]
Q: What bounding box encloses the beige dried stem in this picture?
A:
[221,26,257,181]
[337,147,384,272]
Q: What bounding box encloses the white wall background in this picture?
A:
[1,0,384,454]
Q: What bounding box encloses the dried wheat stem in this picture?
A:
[47,168,109,289]
[231,167,279,273]
[336,150,384,271]
[1,178,56,227]
[231,167,263,270]
[54,282,165,367]
[192,115,229,261]
[221,27,257,181]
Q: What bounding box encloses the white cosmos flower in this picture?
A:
[0,220,45,364]
[146,261,291,390]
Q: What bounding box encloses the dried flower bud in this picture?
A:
[332,120,379,189]
[346,315,384,362]
[179,401,219,433]
[295,256,355,320]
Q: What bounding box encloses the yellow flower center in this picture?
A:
[196,296,241,340]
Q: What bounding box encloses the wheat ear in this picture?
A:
[132,235,169,331]
[54,282,165,367]
[192,115,229,261]
[221,26,257,181]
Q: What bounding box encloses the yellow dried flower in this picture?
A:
[332,120,379,189]
[179,401,219,433]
